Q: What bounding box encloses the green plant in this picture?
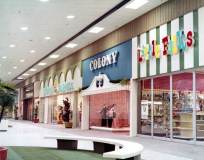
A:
[0,80,17,123]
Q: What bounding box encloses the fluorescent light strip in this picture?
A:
[125,0,148,10]
[30,68,37,72]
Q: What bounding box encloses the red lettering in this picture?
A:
[162,36,169,55]
[137,49,143,63]
[187,31,194,47]
[152,40,156,56]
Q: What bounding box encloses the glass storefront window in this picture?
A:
[140,79,151,135]
[153,76,170,137]
[89,91,130,129]
[172,73,193,140]
[196,73,204,141]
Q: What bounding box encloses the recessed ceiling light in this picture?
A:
[8,72,12,75]
[88,26,104,34]
[49,54,59,59]
[30,50,36,53]
[23,73,30,76]
[44,36,51,40]
[125,0,148,10]
[65,43,78,48]
[38,62,47,66]
[66,15,75,19]
[30,68,37,72]
[13,66,17,69]
[20,26,28,31]
[9,44,16,48]
[20,59,25,62]
[2,56,7,59]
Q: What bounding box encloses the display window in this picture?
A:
[89,90,130,129]
[153,76,170,137]
[196,73,204,141]
[140,79,151,135]
[172,73,193,140]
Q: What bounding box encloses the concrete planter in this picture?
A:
[0,120,8,131]
[0,147,7,160]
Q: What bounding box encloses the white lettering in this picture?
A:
[89,51,119,71]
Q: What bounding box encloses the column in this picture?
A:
[72,91,78,128]
[81,96,89,130]
[130,79,138,137]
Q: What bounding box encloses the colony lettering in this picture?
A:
[89,51,119,71]
[138,30,194,62]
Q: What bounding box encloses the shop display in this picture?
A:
[62,98,72,128]
[172,91,193,139]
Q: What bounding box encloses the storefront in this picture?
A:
[39,64,82,128]
[132,7,204,143]
[81,40,132,132]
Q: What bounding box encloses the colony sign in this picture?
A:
[89,51,119,71]
[138,30,194,62]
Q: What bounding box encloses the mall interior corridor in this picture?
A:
[0,120,203,160]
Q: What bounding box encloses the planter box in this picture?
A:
[0,120,8,131]
[65,122,72,128]
[0,147,7,160]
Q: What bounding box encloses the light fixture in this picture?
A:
[13,66,17,69]
[30,68,37,72]
[2,56,7,59]
[38,62,47,66]
[30,50,36,53]
[44,36,51,40]
[17,77,24,80]
[23,73,30,76]
[20,26,28,31]
[20,59,25,62]
[49,54,59,59]
[66,15,75,19]
[125,0,148,10]
[88,27,104,34]
[8,72,12,75]
[40,0,49,2]
[65,43,78,48]
[9,44,16,48]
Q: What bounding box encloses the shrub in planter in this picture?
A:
[62,98,72,128]
[0,147,7,160]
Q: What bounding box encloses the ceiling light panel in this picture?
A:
[88,27,104,33]
[125,0,148,10]
[66,15,75,19]
[49,54,60,59]
[38,62,47,66]
[65,43,78,48]
[30,68,37,72]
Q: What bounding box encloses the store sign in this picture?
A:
[43,86,54,97]
[89,51,119,71]
[82,40,132,88]
[58,82,74,93]
[138,30,194,63]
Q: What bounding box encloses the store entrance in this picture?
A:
[23,98,33,120]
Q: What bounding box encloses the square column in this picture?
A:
[130,79,138,137]
[81,96,89,130]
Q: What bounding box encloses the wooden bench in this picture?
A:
[45,135,143,160]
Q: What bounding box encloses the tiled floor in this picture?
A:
[0,120,204,160]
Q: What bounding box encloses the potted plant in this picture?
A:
[33,101,39,123]
[0,80,16,160]
[62,98,72,128]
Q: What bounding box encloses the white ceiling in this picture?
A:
[0,0,167,83]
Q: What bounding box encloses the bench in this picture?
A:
[45,135,143,160]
